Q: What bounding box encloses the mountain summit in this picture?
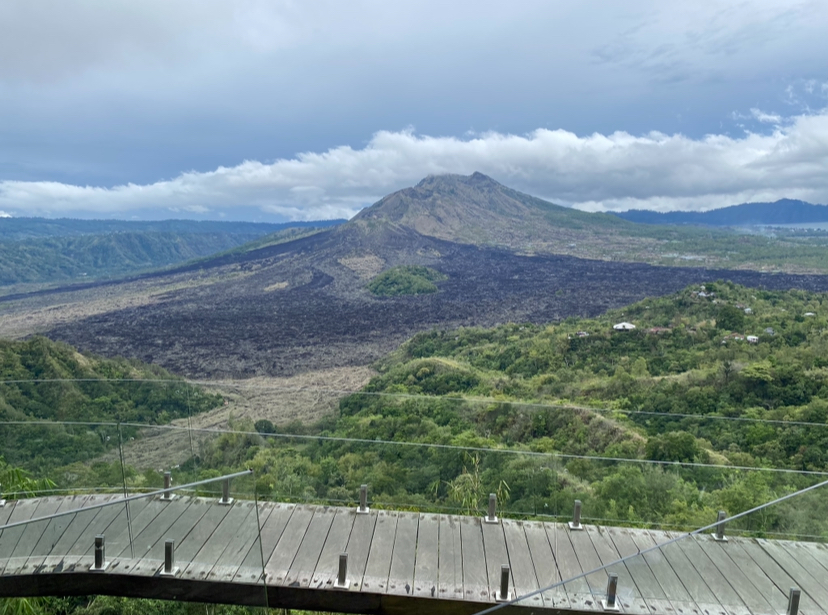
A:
[350,172,626,250]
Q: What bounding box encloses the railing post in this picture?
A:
[161,471,175,501]
[484,493,498,524]
[787,588,801,615]
[569,499,583,530]
[219,478,234,505]
[91,534,108,571]
[496,565,510,601]
[335,553,348,588]
[602,572,620,611]
[713,510,728,542]
[357,484,370,514]
[160,539,178,576]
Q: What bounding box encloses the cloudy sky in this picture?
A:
[1,0,828,221]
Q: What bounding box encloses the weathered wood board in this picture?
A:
[3,495,828,615]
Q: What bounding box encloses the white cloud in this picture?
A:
[0,210,11,218]
[1,110,828,219]
[750,108,783,124]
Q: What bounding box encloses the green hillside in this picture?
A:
[0,232,265,285]
[0,336,220,471]
[0,219,345,286]
[181,282,828,536]
[0,217,337,241]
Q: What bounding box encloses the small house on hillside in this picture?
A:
[613,322,636,331]
[746,335,759,343]
[722,333,745,344]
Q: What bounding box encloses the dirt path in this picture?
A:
[107,365,376,471]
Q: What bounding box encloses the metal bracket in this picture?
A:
[484,493,499,524]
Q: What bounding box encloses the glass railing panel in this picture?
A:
[0,475,269,611]
[505,476,828,615]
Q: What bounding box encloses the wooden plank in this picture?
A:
[49,496,151,572]
[460,514,489,602]
[3,497,65,565]
[413,513,439,598]
[2,496,70,576]
[284,506,337,588]
[387,511,418,596]
[181,501,255,581]
[778,539,828,586]
[250,502,295,568]
[502,519,542,608]
[709,538,790,615]
[0,498,42,561]
[567,523,609,609]
[437,514,463,601]
[793,541,828,574]
[361,509,398,594]
[81,498,154,561]
[548,523,600,611]
[694,534,778,615]
[311,507,357,589]
[208,500,268,587]
[0,499,17,527]
[344,508,378,592]
[264,504,315,586]
[229,501,282,585]
[738,539,823,615]
[35,496,120,571]
[172,499,233,566]
[126,497,197,560]
[755,538,828,608]
[650,530,720,615]
[481,519,512,601]
[585,525,648,613]
[0,498,73,571]
[790,540,828,613]
[673,533,752,615]
[586,526,656,613]
[524,520,570,610]
[628,529,704,615]
[107,497,172,561]
[19,494,96,575]
[127,496,215,577]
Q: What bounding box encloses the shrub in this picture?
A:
[367,266,447,296]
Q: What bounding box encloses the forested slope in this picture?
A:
[183,282,828,536]
[0,336,220,470]
[0,217,336,241]
[0,232,265,285]
[0,219,345,285]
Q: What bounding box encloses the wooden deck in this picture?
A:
[0,494,826,615]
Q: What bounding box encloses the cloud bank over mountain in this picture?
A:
[2,1,828,209]
[1,108,827,221]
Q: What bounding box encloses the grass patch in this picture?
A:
[368,265,447,296]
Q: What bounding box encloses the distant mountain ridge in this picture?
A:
[0,217,343,241]
[613,199,828,226]
[0,219,345,286]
